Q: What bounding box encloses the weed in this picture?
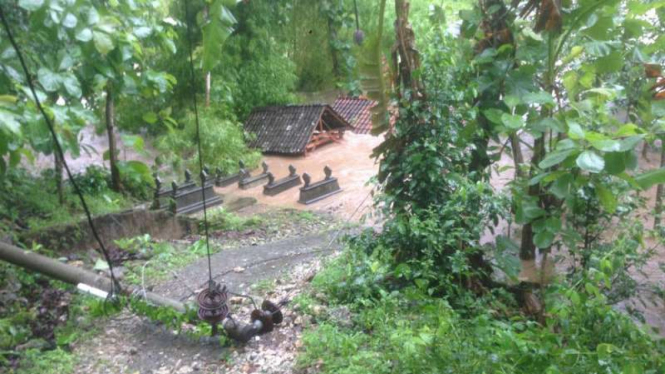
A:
[14,348,77,374]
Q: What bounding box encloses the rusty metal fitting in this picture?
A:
[197,281,229,334]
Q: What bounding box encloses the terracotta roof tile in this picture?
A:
[332,97,376,134]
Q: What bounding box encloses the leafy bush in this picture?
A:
[0,168,133,235]
[299,246,665,374]
[69,165,109,195]
[155,107,261,176]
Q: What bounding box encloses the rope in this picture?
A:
[0,6,121,294]
[183,0,214,288]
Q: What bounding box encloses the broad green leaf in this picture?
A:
[62,74,82,97]
[37,68,61,92]
[550,173,574,199]
[534,230,554,249]
[88,7,100,25]
[121,135,144,152]
[617,135,644,152]
[535,118,564,133]
[76,28,93,42]
[590,139,620,152]
[0,109,21,134]
[561,46,584,65]
[494,236,521,280]
[567,121,585,140]
[584,40,613,57]
[556,139,576,150]
[539,149,575,169]
[93,31,114,55]
[18,0,44,11]
[604,152,626,175]
[516,199,546,223]
[576,151,604,173]
[616,123,640,137]
[595,52,623,74]
[58,53,75,71]
[0,95,17,106]
[482,108,504,125]
[63,13,78,28]
[596,184,617,213]
[635,168,665,190]
[134,26,152,38]
[142,112,158,124]
[582,14,614,40]
[503,95,521,109]
[523,91,554,106]
[501,113,524,130]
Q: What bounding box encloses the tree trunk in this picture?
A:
[655,138,665,229]
[520,135,545,260]
[105,86,122,192]
[393,0,424,99]
[327,16,341,78]
[510,134,525,178]
[54,152,64,205]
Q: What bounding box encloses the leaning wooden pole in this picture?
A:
[0,241,186,313]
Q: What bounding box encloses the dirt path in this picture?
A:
[156,232,339,301]
[72,228,342,374]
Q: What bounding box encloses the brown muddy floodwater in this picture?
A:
[215,133,384,222]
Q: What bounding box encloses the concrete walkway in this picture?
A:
[155,232,339,301]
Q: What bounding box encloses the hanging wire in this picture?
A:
[0,6,122,294]
[183,0,214,288]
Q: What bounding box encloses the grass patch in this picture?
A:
[14,347,77,374]
[206,207,264,232]
[123,238,214,284]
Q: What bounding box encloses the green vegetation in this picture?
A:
[0,167,134,236]
[297,0,665,373]
[2,0,665,373]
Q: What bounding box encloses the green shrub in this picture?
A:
[155,107,261,176]
[299,248,665,374]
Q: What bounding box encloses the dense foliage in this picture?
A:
[298,0,665,373]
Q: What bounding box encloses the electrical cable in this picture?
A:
[0,6,122,294]
[183,0,214,288]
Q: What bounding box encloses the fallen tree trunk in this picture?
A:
[0,241,186,312]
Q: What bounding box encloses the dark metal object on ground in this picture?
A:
[197,281,229,336]
[215,161,245,187]
[298,165,342,205]
[238,161,270,190]
[261,299,284,324]
[263,164,302,196]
